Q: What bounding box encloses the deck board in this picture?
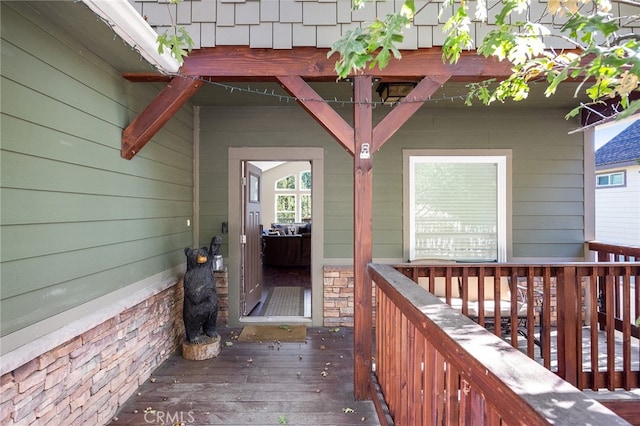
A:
[109,327,380,425]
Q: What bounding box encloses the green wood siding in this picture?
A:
[198,106,355,258]
[198,105,585,261]
[0,5,194,336]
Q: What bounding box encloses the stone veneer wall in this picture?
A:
[0,270,231,425]
[0,282,185,425]
[323,266,378,328]
[323,266,356,327]
[214,269,229,326]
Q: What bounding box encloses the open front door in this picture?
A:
[241,162,263,315]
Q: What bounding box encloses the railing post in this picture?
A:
[557,266,580,386]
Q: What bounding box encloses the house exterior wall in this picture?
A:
[0,8,199,423]
[0,283,184,425]
[198,104,586,263]
[595,164,640,246]
[1,4,195,341]
[131,0,640,50]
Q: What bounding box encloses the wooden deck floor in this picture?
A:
[109,327,380,425]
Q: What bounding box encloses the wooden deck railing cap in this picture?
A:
[368,263,633,426]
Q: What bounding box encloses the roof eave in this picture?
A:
[596,159,640,170]
[81,0,180,74]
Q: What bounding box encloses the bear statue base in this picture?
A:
[181,335,221,361]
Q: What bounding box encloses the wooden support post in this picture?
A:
[557,266,580,386]
[353,75,373,400]
[275,74,448,402]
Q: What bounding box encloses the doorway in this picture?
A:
[247,160,312,318]
[228,148,324,327]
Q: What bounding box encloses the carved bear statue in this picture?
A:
[182,236,221,344]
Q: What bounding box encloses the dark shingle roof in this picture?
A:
[596,120,640,166]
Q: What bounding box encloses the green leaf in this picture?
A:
[617,98,640,119]
[328,0,639,121]
[441,5,473,63]
[565,104,583,120]
[546,66,571,96]
[563,13,619,40]
[477,28,515,60]
[156,24,193,64]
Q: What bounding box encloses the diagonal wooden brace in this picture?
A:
[121,76,203,160]
[276,76,355,155]
[372,75,451,152]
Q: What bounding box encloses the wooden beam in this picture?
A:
[122,73,173,83]
[180,47,513,81]
[352,75,374,401]
[121,76,203,160]
[372,75,451,152]
[120,46,512,159]
[276,76,355,154]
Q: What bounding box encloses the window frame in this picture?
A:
[595,170,626,188]
[403,150,511,262]
[274,170,311,223]
[275,194,296,223]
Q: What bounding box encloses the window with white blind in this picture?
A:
[407,154,507,262]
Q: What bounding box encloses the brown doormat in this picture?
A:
[238,325,307,342]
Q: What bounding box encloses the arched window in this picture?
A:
[275,171,311,223]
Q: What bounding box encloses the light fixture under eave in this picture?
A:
[376,82,417,104]
[81,0,181,74]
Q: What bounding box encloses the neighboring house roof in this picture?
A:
[596,120,640,167]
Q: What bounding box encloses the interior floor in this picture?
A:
[249,265,311,317]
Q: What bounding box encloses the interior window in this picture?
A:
[300,171,312,190]
[274,170,311,223]
[301,194,312,222]
[408,155,507,262]
[276,195,296,223]
[276,175,296,190]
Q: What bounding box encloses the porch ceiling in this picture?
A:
[18,0,590,109]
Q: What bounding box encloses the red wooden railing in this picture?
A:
[590,241,640,262]
[389,262,640,391]
[368,263,632,425]
[589,242,640,340]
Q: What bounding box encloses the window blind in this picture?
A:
[411,161,498,261]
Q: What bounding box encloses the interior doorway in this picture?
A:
[228,147,324,327]
[246,161,312,318]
